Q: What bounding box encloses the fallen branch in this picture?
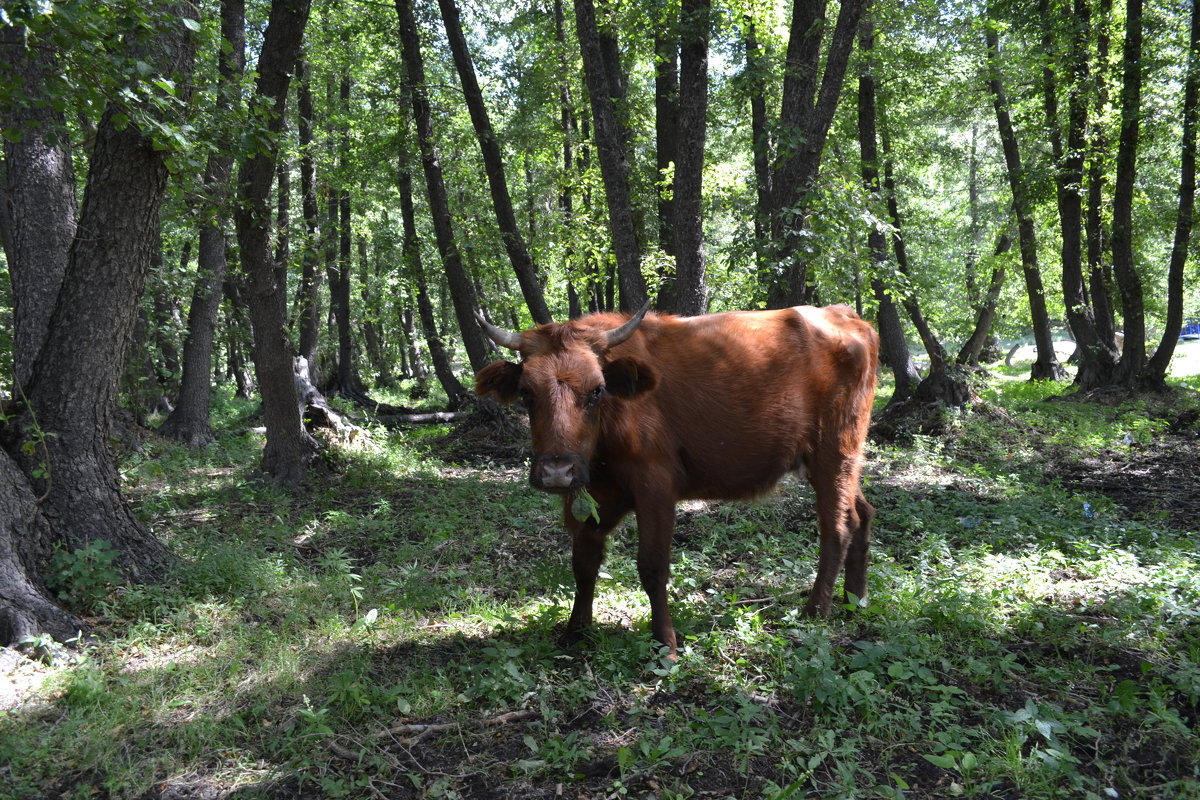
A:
[381,708,539,746]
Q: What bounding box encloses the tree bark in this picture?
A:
[667,0,710,316]
[573,0,647,310]
[13,4,198,593]
[1085,0,1118,349]
[1110,0,1145,386]
[160,0,245,447]
[857,27,918,404]
[655,32,678,265]
[765,0,868,309]
[0,22,77,389]
[235,0,316,486]
[957,232,1013,366]
[744,17,771,271]
[437,0,551,325]
[984,16,1066,381]
[295,54,323,369]
[1143,0,1199,387]
[1042,0,1118,391]
[395,0,491,371]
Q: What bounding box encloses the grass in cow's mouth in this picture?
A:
[1,381,1198,799]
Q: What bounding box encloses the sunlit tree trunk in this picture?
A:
[985,15,1066,381]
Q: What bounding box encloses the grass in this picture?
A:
[1,378,1199,799]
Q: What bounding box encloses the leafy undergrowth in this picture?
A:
[2,381,1199,799]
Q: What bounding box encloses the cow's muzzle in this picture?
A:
[531,456,587,493]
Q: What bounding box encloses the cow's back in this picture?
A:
[597,306,877,501]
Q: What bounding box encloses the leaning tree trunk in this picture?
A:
[765,0,867,309]
[1143,0,1199,387]
[985,17,1066,382]
[573,0,647,311]
[655,30,678,272]
[744,17,772,274]
[438,0,551,325]
[160,0,245,447]
[395,92,469,408]
[395,0,491,371]
[235,0,315,487]
[957,232,1013,366]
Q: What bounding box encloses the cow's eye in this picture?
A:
[586,385,604,406]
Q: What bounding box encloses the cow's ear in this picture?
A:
[475,360,523,403]
[603,356,656,398]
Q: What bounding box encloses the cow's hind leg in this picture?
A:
[801,459,863,617]
[563,491,630,646]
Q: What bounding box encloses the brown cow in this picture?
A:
[474,303,878,658]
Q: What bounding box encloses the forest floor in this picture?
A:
[1,365,1199,800]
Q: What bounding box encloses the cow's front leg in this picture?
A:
[563,490,629,645]
[634,499,678,659]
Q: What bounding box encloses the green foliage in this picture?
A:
[45,540,121,613]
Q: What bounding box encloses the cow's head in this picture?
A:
[474,303,657,493]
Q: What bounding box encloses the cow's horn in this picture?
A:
[603,300,652,349]
[476,310,523,350]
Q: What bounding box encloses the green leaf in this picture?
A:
[923,753,958,770]
[181,17,201,31]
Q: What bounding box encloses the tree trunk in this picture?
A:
[295,55,323,368]
[765,0,868,309]
[1143,0,1199,387]
[12,4,198,598]
[359,232,393,388]
[744,17,771,272]
[857,17,918,404]
[984,17,1066,381]
[160,0,245,447]
[1085,0,1118,349]
[437,0,551,325]
[668,0,710,316]
[573,0,647,311]
[655,31,678,267]
[1042,0,1118,391]
[235,0,316,487]
[0,21,77,390]
[395,0,491,371]
[957,232,1013,366]
[1110,0,1145,386]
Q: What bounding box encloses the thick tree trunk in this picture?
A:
[573,0,647,311]
[0,22,77,389]
[438,0,551,325]
[295,55,323,368]
[1143,0,1199,387]
[160,0,245,447]
[235,0,316,487]
[985,18,1066,381]
[395,0,491,371]
[668,0,710,316]
[15,3,198,589]
[1110,0,1145,386]
[765,0,868,309]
